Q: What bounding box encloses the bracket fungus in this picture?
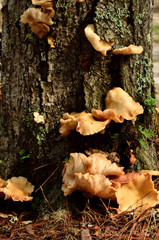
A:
[59,111,110,136]
[74,173,119,200]
[112,44,143,55]
[21,0,55,38]
[115,173,159,213]
[0,177,34,202]
[92,87,144,123]
[84,24,114,56]
[62,152,123,199]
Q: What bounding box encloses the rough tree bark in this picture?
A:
[0,0,157,210]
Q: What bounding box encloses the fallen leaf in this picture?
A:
[26,224,35,236]
[81,228,92,240]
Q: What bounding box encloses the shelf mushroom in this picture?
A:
[59,111,111,136]
[84,24,114,56]
[21,0,55,38]
[115,173,159,213]
[112,44,143,55]
[92,87,144,123]
[62,152,123,199]
[0,177,34,202]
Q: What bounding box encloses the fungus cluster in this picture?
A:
[20,0,55,38]
[62,153,159,213]
[84,24,143,56]
[59,87,143,136]
[62,152,123,199]
[0,176,34,202]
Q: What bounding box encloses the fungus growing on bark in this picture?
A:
[62,152,123,198]
[21,8,53,25]
[92,87,144,123]
[32,0,55,17]
[0,177,34,202]
[59,111,111,136]
[20,7,54,38]
[84,24,114,56]
[33,112,45,124]
[112,44,143,55]
[115,173,159,213]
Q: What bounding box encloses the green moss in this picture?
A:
[94,5,132,42]
[24,107,47,145]
[134,11,145,25]
[136,52,152,96]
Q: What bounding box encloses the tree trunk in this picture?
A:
[0,0,157,210]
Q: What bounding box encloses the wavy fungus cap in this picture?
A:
[84,24,114,56]
[21,8,53,25]
[112,44,143,55]
[115,173,159,213]
[62,152,123,198]
[59,111,111,136]
[92,87,143,123]
[2,177,34,202]
[75,173,120,200]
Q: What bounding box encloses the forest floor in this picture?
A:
[0,3,159,240]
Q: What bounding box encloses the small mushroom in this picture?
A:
[1,177,34,202]
[84,24,114,56]
[112,44,143,55]
[115,173,159,213]
[92,87,143,123]
[33,112,45,124]
[47,36,55,48]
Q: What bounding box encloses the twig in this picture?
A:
[40,186,54,212]
[35,161,64,192]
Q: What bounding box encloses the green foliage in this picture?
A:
[138,126,154,139]
[111,133,119,139]
[24,33,34,42]
[64,156,71,164]
[36,126,46,145]
[138,125,154,150]
[9,216,18,223]
[19,149,31,160]
[0,160,3,164]
[138,138,148,150]
[144,96,159,114]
